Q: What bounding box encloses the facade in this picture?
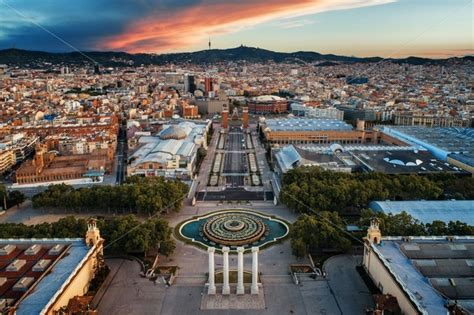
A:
[184,74,196,94]
[259,118,378,145]
[0,149,15,174]
[182,104,199,119]
[195,97,228,115]
[4,115,119,138]
[0,220,103,315]
[394,111,471,128]
[0,133,39,166]
[204,77,214,95]
[247,95,288,114]
[44,134,116,159]
[127,121,208,179]
[363,222,474,314]
[290,103,344,120]
[15,144,107,185]
[339,106,376,123]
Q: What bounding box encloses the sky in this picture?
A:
[0,0,472,58]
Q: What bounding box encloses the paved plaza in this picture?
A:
[96,252,373,315]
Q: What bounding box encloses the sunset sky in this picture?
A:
[0,0,472,58]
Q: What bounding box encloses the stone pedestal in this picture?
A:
[222,247,230,295]
[237,247,245,294]
[251,247,259,295]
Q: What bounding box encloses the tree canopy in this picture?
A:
[290,212,351,258]
[290,210,474,259]
[359,209,474,236]
[32,176,188,215]
[280,167,473,215]
[0,184,25,210]
[0,215,175,256]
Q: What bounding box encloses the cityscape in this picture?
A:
[0,0,473,314]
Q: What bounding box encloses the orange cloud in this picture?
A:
[101,0,395,53]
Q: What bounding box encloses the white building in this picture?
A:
[363,220,474,314]
[127,121,208,180]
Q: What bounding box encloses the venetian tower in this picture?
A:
[367,218,381,245]
[85,218,102,247]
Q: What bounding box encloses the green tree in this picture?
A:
[290,212,351,258]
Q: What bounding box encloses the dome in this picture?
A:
[159,125,187,140]
[329,143,344,154]
[383,153,423,167]
[35,111,45,121]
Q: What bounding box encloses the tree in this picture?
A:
[0,184,26,210]
[426,220,448,235]
[359,209,474,236]
[280,166,471,215]
[359,209,426,236]
[290,212,351,258]
[32,176,188,214]
[0,215,176,256]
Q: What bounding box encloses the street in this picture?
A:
[115,121,128,185]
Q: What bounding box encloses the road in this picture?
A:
[115,121,128,185]
[222,127,248,190]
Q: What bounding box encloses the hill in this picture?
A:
[0,46,471,67]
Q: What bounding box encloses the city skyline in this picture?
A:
[0,0,472,58]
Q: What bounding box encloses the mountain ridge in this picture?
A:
[0,46,471,67]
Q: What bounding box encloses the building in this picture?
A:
[0,219,103,315]
[204,77,214,95]
[339,106,376,123]
[273,145,353,176]
[0,149,15,174]
[181,104,199,119]
[247,95,288,114]
[290,103,344,120]
[14,144,107,186]
[259,117,378,145]
[184,74,196,94]
[394,111,471,128]
[195,97,228,115]
[349,148,467,175]
[363,220,474,314]
[378,126,474,175]
[0,133,39,165]
[127,121,208,180]
[273,142,465,176]
[369,200,474,225]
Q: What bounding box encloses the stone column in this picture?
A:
[207,247,216,295]
[222,246,230,295]
[251,247,259,295]
[237,247,245,295]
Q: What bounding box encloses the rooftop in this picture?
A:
[129,121,206,168]
[352,149,466,174]
[0,238,92,315]
[369,200,474,225]
[372,236,474,314]
[380,126,474,158]
[263,118,353,132]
